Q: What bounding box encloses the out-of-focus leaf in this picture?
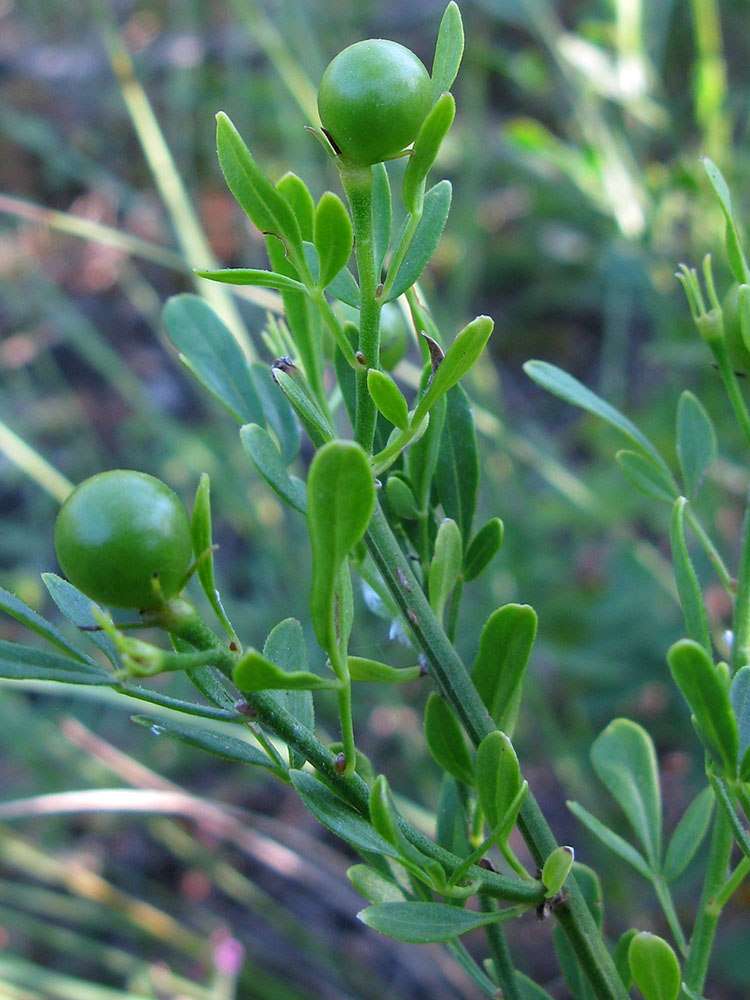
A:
[240,423,307,513]
[424,693,474,787]
[669,497,711,654]
[463,518,504,582]
[385,180,452,301]
[616,450,678,505]
[590,719,662,868]
[435,384,478,545]
[662,786,714,882]
[676,391,716,498]
[163,294,264,425]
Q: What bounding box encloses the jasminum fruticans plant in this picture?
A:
[2,5,750,998]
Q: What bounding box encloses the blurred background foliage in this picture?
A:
[2,0,750,996]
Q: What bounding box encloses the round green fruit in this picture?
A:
[54,470,193,610]
[722,282,750,373]
[317,39,432,165]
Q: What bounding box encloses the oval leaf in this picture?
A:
[435,384,479,545]
[216,112,302,256]
[348,657,421,683]
[731,666,750,779]
[668,639,738,777]
[348,864,404,905]
[590,719,662,868]
[240,423,307,513]
[358,901,505,943]
[669,497,711,654]
[471,604,537,730]
[132,714,281,772]
[367,369,409,431]
[428,518,463,620]
[475,730,521,831]
[385,180,452,302]
[163,294,264,426]
[431,1,465,98]
[233,648,335,693]
[463,518,504,582]
[307,441,375,653]
[291,770,398,859]
[662,786,714,883]
[277,171,315,241]
[676,391,716,498]
[542,846,574,898]
[615,450,678,505]
[403,93,456,214]
[314,191,353,289]
[263,617,314,769]
[424,693,475,787]
[413,315,493,424]
[628,932,681,1000]
[523,361,673,478]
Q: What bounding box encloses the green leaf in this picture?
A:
[240,423,307,513]
[436,776,470,856]
[216,111,303,257]
[424,693,475,787]
[403,93,456,214]
[277,171,315,241]
[250,361,299,466]
[515,973,556,1000]
[566,801,653,880]
[616,450,679,505]
[552,925,596,1000]
[272,365,335,448]
[431,1,465,98]
[669,498,711,654]
[731,666,750,779]
[408,394,445,510]
[369,774,400,847]
[413,315,493,424]
[263,618,315,769]
[42,573,120,666]
[542,846,574,898]
[590,719,662,867]
[367,369,409,430]
[471,604,537,730]
[358,901,507,943]
[668,639,738,776]
[327,265,360,308]
[0,639,112,686]
[291,769,398,858]
[347,657,421,683]
[163,294,264,426]
[131,714,282,773]
[385,475,420,520]
[701,157,749,285]
[191,474,236,641]
[429,518,463,620]
[307,441,376,654]
[676,391,716,498]
[0,585,92,663]
[662,786,714,882]
[348,864,404,905]
[385,180,452,302]
[571,861,604,929]
[194,267,307,292]
[523,360,672,478]
[372,162,392,274]
[314,192,353,289]
[612,931,637,989]
[628,932,681,1000]
[233,648,335,693]
[463,518,504,582]
[435,384,479,545]
[475,730,521,831]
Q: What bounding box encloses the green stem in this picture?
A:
[683,808,733,991]
[733,485,750,671]
[365,502,630,1000]
[174,607,542,906]
[684,506,734,597]
[711,336,750,450]
[479,894,523,1000]
[714,855,750,910]
[652,874,688,957]
[380,209,422,302]
[340,162,382,451]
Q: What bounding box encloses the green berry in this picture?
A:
[54,470,192,610]
[317,39,432,166]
